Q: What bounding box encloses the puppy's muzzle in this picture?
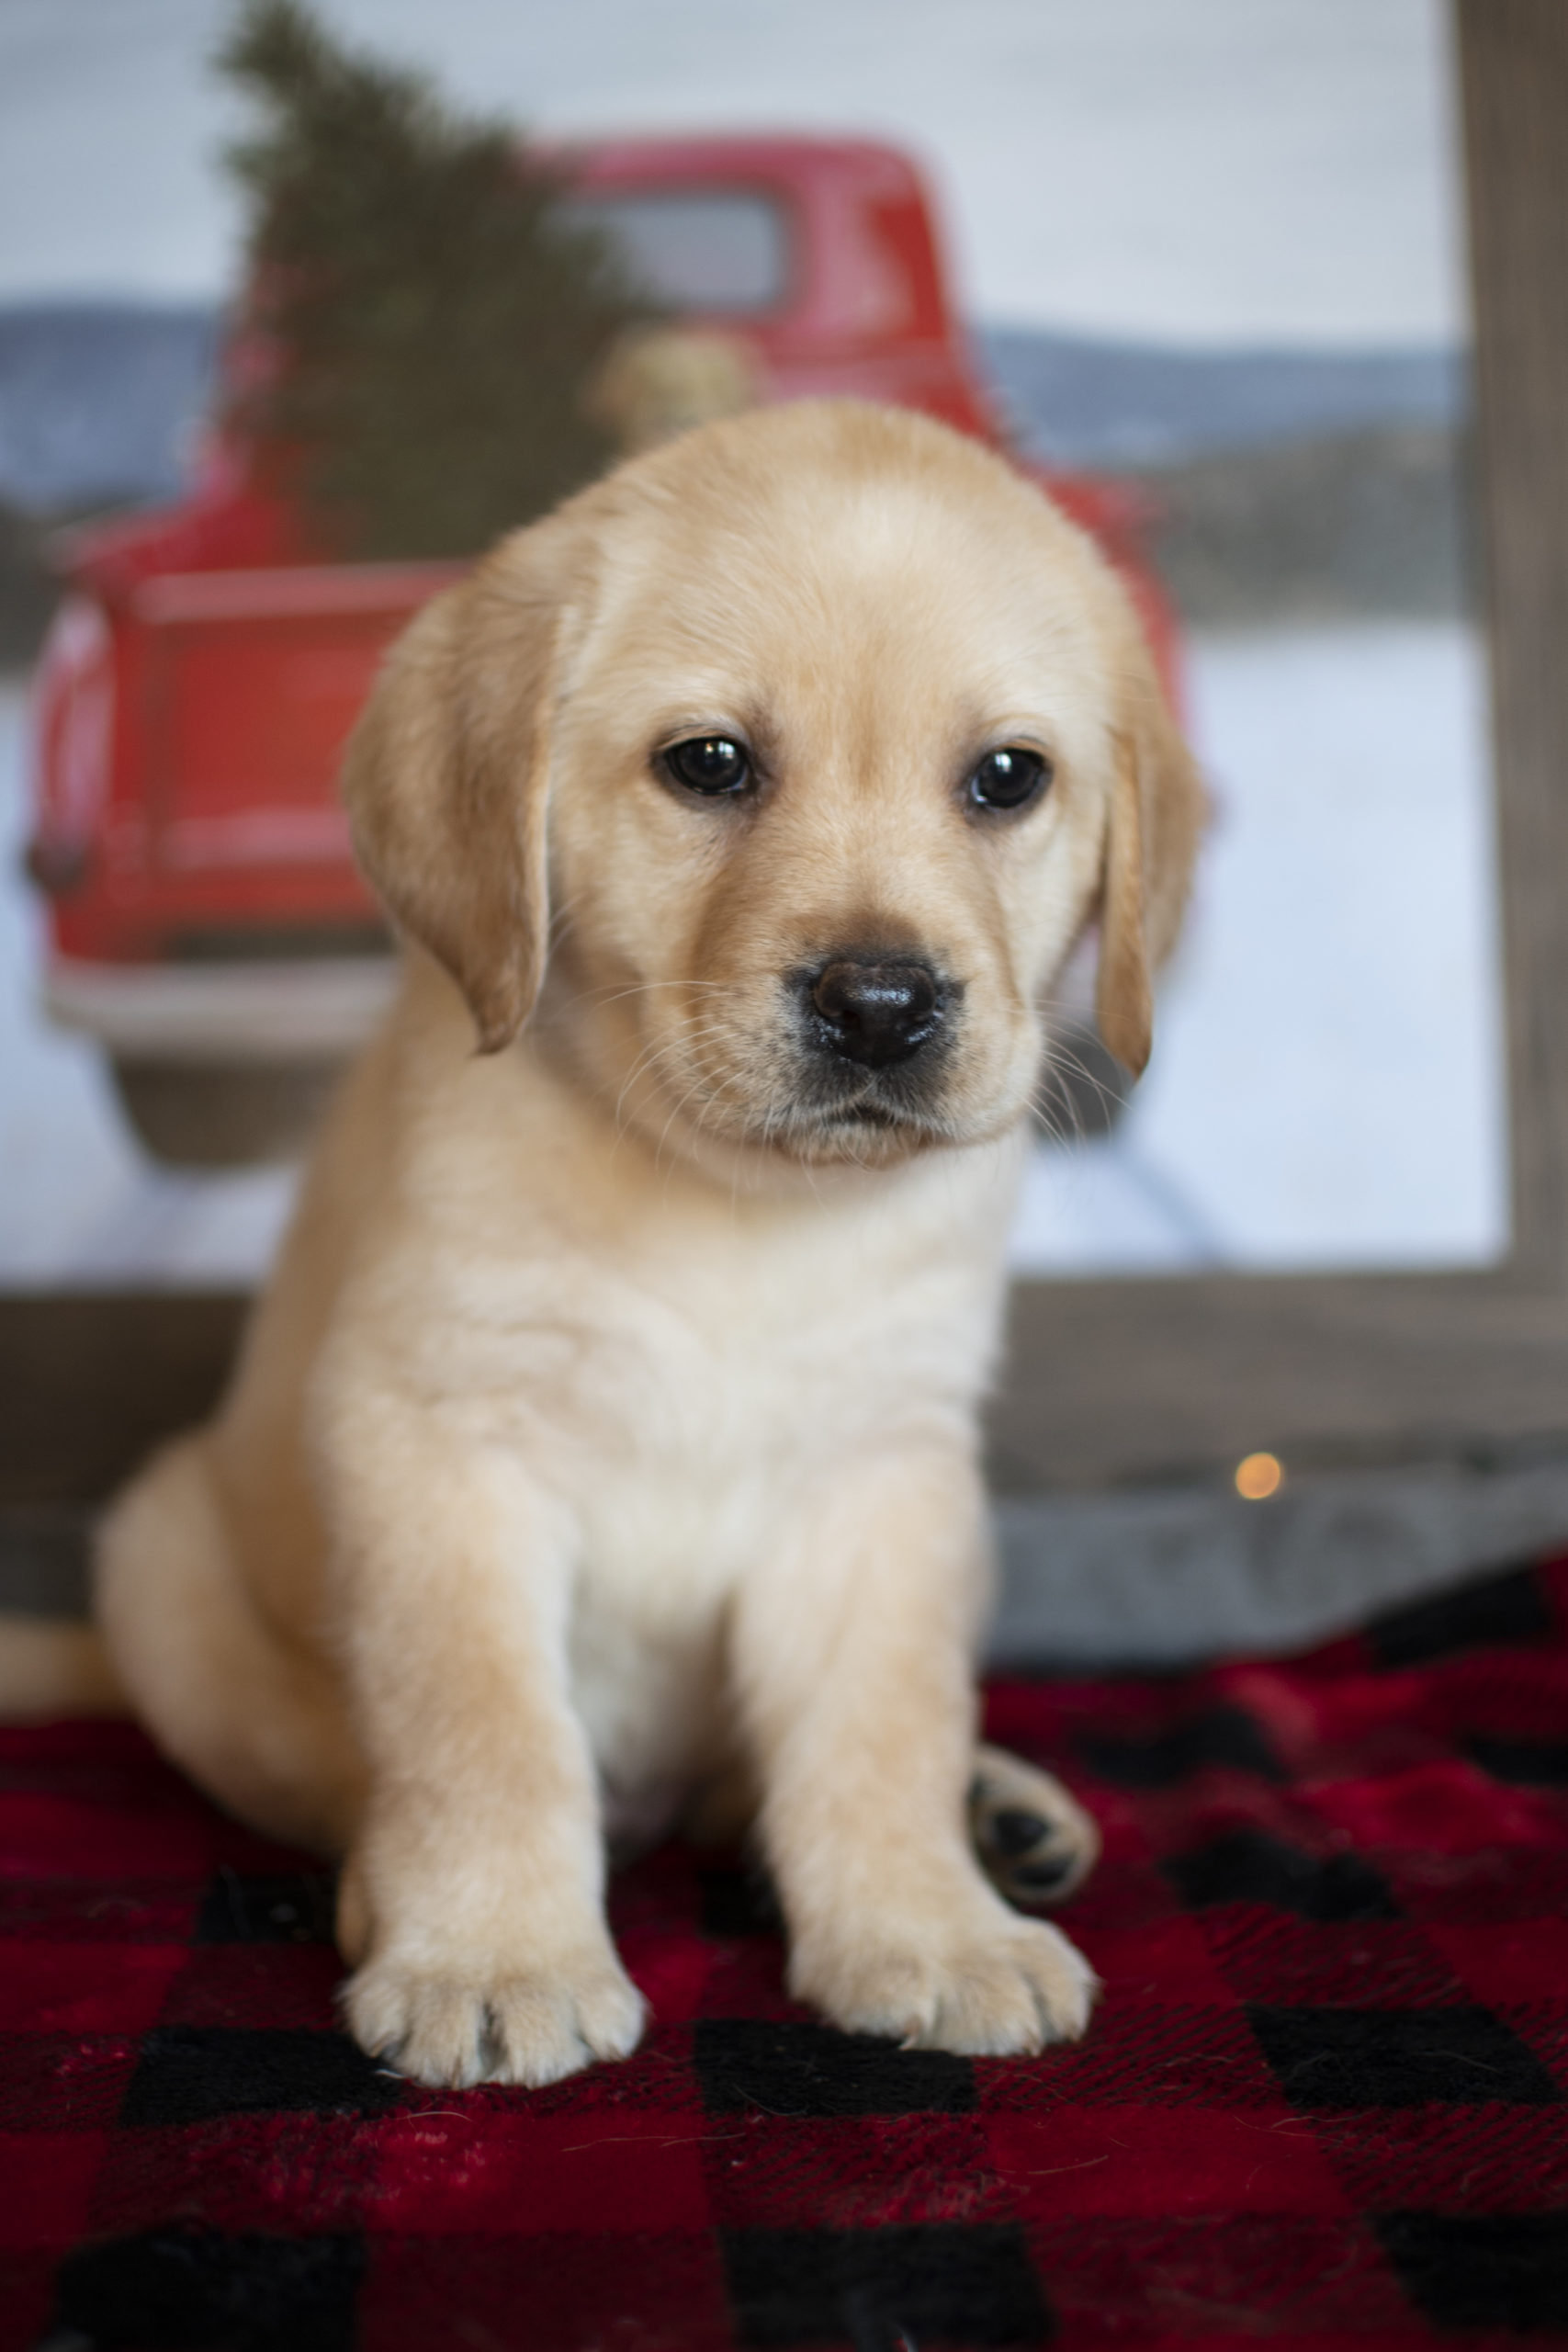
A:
[803,956,948,1069]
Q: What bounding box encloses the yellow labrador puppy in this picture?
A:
[96,401,1201,2088]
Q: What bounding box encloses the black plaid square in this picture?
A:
[120,2027,401,2126]
[696,2020,975,2118]
[195,1870,337,1946]
[51,2226,365,2352]
[1168,1827,1399,1921]
[1378,2211,1568,2331]
[1368,1563,1553,1668]
[721,2222,1049,2348]
[1078,1702,1285,1788]
[1466,1733,1568,1787]
[1247,2003,1561,2109]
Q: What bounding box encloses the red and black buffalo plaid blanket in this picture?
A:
[4,1553,1568,2350]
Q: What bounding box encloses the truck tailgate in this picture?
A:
[133,561,462,894]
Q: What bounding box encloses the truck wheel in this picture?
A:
[109,1057,344,1169]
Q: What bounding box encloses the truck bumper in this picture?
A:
[42,957,401,1063]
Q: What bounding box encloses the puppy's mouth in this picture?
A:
[817,1089,929,1136]
[757,953,970,1158]
[595,968,987,1166]
[627,1046,989,1170]
[778,1068,958,1158]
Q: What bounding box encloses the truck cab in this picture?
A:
[26,135,1179,1164]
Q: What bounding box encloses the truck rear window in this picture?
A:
[561,191,789,315]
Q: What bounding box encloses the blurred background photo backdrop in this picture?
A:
[0,0,1497,1293]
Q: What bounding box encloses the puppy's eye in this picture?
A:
[662,736,753,797]
[967,746,1051,813]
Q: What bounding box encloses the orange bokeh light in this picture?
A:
[1235,1452,1283,1501]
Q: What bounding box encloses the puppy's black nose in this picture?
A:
[807,956,944,1068]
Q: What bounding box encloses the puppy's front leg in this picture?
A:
[326,1400,643,2087]
[735,1444,1097,2054]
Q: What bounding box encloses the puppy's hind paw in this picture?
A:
[969,1742,1100,1908]
[344,1944,646,2089]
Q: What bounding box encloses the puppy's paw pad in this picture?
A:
[344,1949,645,2089]
[797,1911,1098,2057]
[969,1745,1100,1908]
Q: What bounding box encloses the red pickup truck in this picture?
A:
[26,134,1179,1164]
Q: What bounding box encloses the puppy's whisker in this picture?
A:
[609,1017,722,1107]
[570,977,731,1018]
[601,1031,698,1164]
[1035,1029,1130,1146]
[649,1040,733,1182]
[1026,1089,1073,1152]
[605,1014,735,1138]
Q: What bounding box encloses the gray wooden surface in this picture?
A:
[991,1444,1568,1666]
[9,1441,1568,1669]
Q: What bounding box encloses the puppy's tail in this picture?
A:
[0,1615,126,1719]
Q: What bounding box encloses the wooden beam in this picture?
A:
[1456,0,1568,1280]
[0,1294,245,1507]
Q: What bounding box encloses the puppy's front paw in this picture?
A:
[969,1743,1101,1908]
[344,1941,646,2088]
[792,1902,1098,2056]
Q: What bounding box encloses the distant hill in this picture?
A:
[0,302,220,514]
[0,300,1466,514]
[0,304,1472,663]
[978,327,1466,469]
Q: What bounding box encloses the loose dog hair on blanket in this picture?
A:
[82,401,1201,2088]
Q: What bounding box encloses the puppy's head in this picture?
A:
[343,401,1202,1170]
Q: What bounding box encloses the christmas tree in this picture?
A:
[220,1,653,559]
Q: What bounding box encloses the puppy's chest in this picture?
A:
[480,1186,1005,1809]
[532,1221,988,1507]
[558,1293,839,1813]
[564,1271,891,1586]
[467,1201,995,1609]
[559,1286,938,1817]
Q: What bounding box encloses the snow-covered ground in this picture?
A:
[1012,619,1508,1272]
[0,682,299,1284]
[0,618,1507,1287]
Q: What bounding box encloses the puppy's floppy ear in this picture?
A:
[340,513,583,1052]
[1094,637,1207,1080]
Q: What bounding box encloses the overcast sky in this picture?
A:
[0,0,1467,346]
